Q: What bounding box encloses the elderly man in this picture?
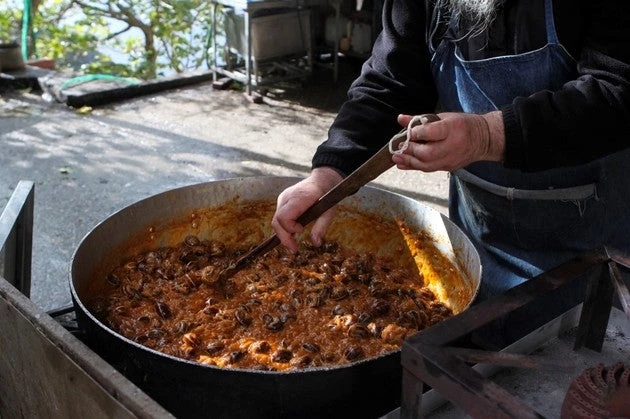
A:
[271,0,630,344]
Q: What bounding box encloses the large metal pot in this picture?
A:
[70,177,481,419]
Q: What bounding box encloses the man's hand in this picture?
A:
[392,111,505,172]
[271,167,343,252]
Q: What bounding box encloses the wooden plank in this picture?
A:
[0,276,174,419]
[62,70,216,108]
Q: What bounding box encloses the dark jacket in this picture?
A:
[312,0,630,175]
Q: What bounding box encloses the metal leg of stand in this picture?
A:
[401,369,426,419]
[212,3,218,82]
[0,180,34,297]
[574,262,614,352]
[245,10,252,95]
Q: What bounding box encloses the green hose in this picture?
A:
[60,74,141,90]
[21,0,32,60]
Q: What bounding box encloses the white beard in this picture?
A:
[441,0,501,34]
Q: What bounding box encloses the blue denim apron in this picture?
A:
[430,0,630,341]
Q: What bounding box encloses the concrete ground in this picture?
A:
[0,60,449,313]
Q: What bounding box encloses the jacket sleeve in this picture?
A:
[502,0,630,172]
[311,0,439,175]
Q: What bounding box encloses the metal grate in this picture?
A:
[400,247,630,419]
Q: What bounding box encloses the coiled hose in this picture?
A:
[21,0,32,60]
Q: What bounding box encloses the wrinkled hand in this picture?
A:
[391,111,505,172]
[272,167,343,252]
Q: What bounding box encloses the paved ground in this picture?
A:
[0,60,449,312]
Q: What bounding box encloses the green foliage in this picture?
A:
[0,0,220,79]
[32,1,110,72]
[0,6,21,43]
[68,0,217,79]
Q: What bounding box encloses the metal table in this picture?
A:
[210,0,328,95]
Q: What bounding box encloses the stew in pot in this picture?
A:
[89,232,456,371]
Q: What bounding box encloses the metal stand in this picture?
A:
[400,247,630,419]
[210,0,325,96]
[0,180,34,297]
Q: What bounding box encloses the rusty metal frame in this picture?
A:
[0,180,34,297]
[400,247,630,419]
